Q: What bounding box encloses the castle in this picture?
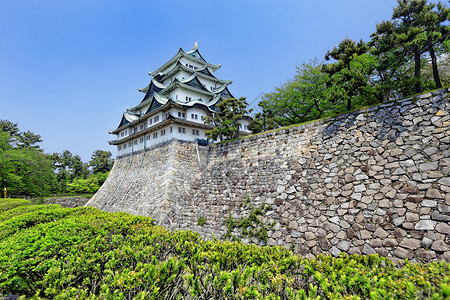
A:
[109,44,251,157]
[87,87,450,263]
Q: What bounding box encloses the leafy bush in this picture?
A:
[0,199,31,214]
[0,199,448,299]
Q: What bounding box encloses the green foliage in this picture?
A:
[89,150,114,174]
[248,110,278,134]
[260,58,331,127]
[0,121,113,197]
[323,38,377,112]
[204,97,251,141]
[65,172,109,194]
[0,120,42,150]
[197,216,207,226]
[224,198,274,243]
[0,130,55,197]
[0,199,31,214]
[51,150,112,195]
[255,1,449,136]
[371,0,450,97]
[0,199,448,299]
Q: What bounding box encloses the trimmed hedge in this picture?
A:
[0,199,448,299]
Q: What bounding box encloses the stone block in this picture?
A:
[392,217,405,226]
[305,232,316,240]
[431,212,450,222]
[337,240,352,251]
[329,246,341,257]
[438,177,450,186]
[415,220,437,230]
[362,244,376,255]
[419,162,438,172]
[394,247,414,259]
[354,184,366,193]
[378,199,391,208]
[383,238,398,247]
[405,212,419,222]
[369,238,382,248]
[348,247,361,255]
[399,238,421,250]
[421,237,433,248]
[425,189,443,199]
[360,230,372,239]
[431,240,449,252]
[415,250,436,261]
[374,227,389,238]
[436,222,450,235]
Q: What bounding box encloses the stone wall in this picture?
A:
[44,197,90,208]
[87,88,450,263]
[86,140,207,226]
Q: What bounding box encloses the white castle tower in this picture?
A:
[109,44,251,157]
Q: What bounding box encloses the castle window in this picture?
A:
[192,129,199,135]
[161,129,166,136]
[140,124,144,130]
[134,140,137,145]
[121,132,124,137]
[178,112,185,118]
[185,96,191,102]
[118,145,122,150]
[153,132,158,138]
[191,114,198,120]
[123,144,127,149]
[128,142,132,147]
[139,137,144,143]
[149,119,153,125]
[146,135,150,140]
[154,115,159,123]
[176,95,178,100]
[178,127,186,134]
[170,127,173,133]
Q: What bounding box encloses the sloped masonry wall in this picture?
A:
[86,140,207,226]
[87,88,450,263]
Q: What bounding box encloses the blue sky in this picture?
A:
[0,0,400,162]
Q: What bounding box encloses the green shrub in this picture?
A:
[0,199,448,299]
[197,216,207,226]
[0,199,31,214]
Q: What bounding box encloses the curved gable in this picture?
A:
[184,76,210,92]
[186,48,206,62]
[142,80,164,102]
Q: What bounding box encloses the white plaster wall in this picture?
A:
[179,57,204,71]
[239,118,251,133]
[198,76,221,91]
[169,88,208,103]
[187,107,208,124]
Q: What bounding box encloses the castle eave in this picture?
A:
[109,118,214,145]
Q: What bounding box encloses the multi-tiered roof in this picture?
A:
[112,47,235,132]
[109,46,249,156]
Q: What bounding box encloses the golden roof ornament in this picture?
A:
[193,41,198,49]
